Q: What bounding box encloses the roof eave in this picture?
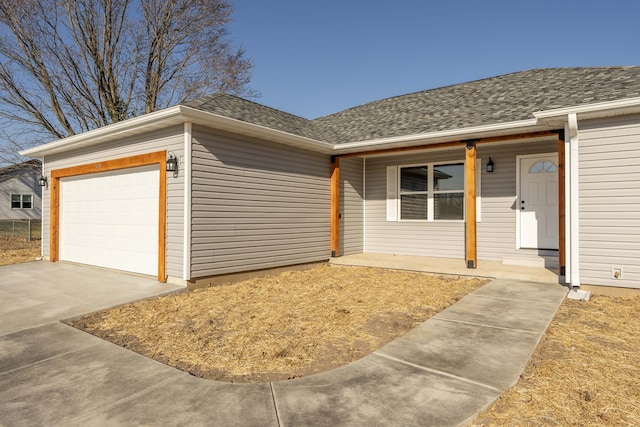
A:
[179,106,334,154]
[534,97,640,127]
[20,105,333,158]
[19,106,186,158]
[331,119,547,155]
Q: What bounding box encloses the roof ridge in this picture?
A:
[312,66,640,121]
[183,67,640,145]
[185,92,313,122]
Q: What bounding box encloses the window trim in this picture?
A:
[10,193,34,210]
[388,159,481,223]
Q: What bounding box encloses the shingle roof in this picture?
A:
[184,67,640,145]
[184,93,326,141]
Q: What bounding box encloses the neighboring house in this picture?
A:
[20,67,640,290]
[0,160,42,221]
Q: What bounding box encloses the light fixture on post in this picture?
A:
[166,153,178,177]
[38,175,48,188]
[486,157,495,173]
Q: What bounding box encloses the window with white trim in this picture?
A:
[387,160,481,222]
[11,194,33,210]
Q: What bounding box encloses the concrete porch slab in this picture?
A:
[330,253,559,284]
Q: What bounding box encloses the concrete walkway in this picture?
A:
[0,262,568,426]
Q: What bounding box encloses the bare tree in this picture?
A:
[0,0,254,157]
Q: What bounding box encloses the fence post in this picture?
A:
[29,219,32,241]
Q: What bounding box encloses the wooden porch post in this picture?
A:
[464,141,477,268]
[330,156,340,257]
[558,132,566,277]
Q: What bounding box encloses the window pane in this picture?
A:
[530,161,557,173]
[400,166,427,192]
[433,163,464,191]
[22,195,32,209]
[434,193,464,220]
[11,194,21,209]
[401,194,427,220]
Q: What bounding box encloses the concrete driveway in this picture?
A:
[0,261,183,335]
[0,261,568,426]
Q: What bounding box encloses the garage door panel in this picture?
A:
[59,165,159,276]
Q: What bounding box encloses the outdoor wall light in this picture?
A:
[38,175,48,187]
[166,153,178,175]
[486,157,495,173]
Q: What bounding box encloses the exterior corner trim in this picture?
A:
[183,122,192,281]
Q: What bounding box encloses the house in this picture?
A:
[0,160,42,223]
[20,67,640,290]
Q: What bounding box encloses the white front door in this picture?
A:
[519,154,558,249]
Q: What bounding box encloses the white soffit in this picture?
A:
[20,105,333,158]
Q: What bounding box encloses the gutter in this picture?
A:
[20,106,334,158]
[534,96,640,126]
[332,119,546,154]
[20,106,185,157]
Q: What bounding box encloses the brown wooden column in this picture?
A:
[330,156,340,257]
[558,132,566,277]
[464,141,477,268]
[49,176,60,262]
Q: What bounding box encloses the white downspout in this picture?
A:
[182,122,192,281]
[362,157,366,253]
[566,113,580,287]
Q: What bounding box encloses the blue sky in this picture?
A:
[229,0,640,119]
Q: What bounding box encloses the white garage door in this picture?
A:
[59,165,159,276]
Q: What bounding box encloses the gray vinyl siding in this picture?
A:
[339,157,364,255]
[41,126,185,279]
[364,139,557,260]
[578,114,640,289]
[365,149,466,258]
[190,126,330,278]
[476,139,557,261]
[0,171,42,220]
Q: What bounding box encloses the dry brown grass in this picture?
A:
[69,265,486,383]
[0,238,41,266]
[474,294,640,426]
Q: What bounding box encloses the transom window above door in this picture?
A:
[529,161,557,173]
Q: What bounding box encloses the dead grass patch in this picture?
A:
[69,265,486,383]
[0,237,41,266]
[473,294,640,426]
